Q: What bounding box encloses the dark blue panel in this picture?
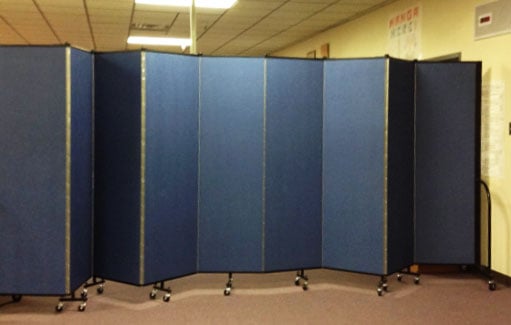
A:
[415,62,480,264]
[264,59,323,271]
[386,59,415,273]
[70,48,93,290]
[144,52,198,283]
[322,59,386,275]
[94,52,142,284]
[198,57,264,272]
[0,46,67,294]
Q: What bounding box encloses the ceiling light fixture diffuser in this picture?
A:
[127,36,192,48]
[135,0,237,9]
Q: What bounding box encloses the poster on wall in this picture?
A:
[481,80,505,179]
[387,5,422,59]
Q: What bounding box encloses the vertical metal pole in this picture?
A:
[190,0,197,54]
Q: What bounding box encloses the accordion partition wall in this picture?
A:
[1,47,483,311]
[94,52,198,300]
[322,58,416,294]
[0,46,92,311]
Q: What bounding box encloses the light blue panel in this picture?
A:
[94,52,142,285]
[144,52,198,283]
[70,48,93,290]
[322,59,386,275]
[198,57,264,272]
[415,62,480,264]
[264,58,323,271]
[0,46,67,294]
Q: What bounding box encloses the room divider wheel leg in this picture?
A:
[377,276,388,296]
[56,290,88,312]
[11,295,22,302]
[294,269,309,291]
[83,277,106,295]
[488,279,496,291]
[150,281,172,302]
[224,272,233,296]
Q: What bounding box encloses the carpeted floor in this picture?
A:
[1,269,510,324]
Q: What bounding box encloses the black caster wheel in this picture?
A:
[81,289,88,299]
[56,302,64,312]
[97,285,104,294]
[294,278,300,286]
[224,288,231,296]
[163,293,171,302]
[149,289,157,299]
[489,281,496,291]
[78,303,86,312]
[414,277,420,285]
[11,295,22,302]
[397,274,403,282]
[302,284,308,291]
[377,288,383,296]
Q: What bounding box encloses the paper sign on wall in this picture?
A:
[388,5,422,59]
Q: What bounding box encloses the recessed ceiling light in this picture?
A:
[135,0,237,9]
[127,36,192,48]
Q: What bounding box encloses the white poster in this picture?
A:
[481,80,505,178]
[388,5,421,59]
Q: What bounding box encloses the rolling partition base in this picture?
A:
[56,290,88,312]
[82,277,106,297]
[294,269,309,291]
[224,273,234,296]
[150,281,172,302]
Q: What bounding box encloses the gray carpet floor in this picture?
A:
[1,269,509,324]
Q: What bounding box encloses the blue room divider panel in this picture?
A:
[414,62,481,264]
[323,58,387,275]
[95,51,199,285]
[0,46,92,295]
[198,57,265,272]
[143,52,198,283]
[70,48,94,290]
[264,58,323,272]
[94,52,143,285]
[386,59,415,273]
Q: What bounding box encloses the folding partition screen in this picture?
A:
[94,52,198,286]
[414,62,481,264]
[322,58,415,276]
[0,46,92,296]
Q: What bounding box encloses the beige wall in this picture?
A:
[275,0,511,276]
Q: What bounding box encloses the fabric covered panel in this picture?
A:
[322,59,386,275]
[94,52,142,284]
[0,46,67,294]
[415,62,481,264]
[143,52,198,283]
[198,57,264,272]
[264,58,323,271]
[70,48,93,290]
[386,59,415,273]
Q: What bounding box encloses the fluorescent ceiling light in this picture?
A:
[135,0,237,9]
[127,36,192,48]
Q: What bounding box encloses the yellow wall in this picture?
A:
[275,0,511,276]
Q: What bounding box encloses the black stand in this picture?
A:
[224,272,233,296]
[56,290,87,312]
[479,180,496,291]
[82,277,106,297]
[149,281,171,302]
[294,269,309,291]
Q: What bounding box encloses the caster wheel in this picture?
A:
[294,278,300,286]
[163,293,171,302]
[78,303,86,312]
[377,288,383,296]
[224,288,231,296]
[397,274,403,282]
[382,283,388,292]
[12,295,22,302]
[302,284,308,291]
[81,289,88,299]
[149,290,157,299]
[489,281,496,291]
[56,302,64,312]
[414,277,420,285]
[97,285,104,294]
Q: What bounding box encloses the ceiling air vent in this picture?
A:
[131,23,171,32]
